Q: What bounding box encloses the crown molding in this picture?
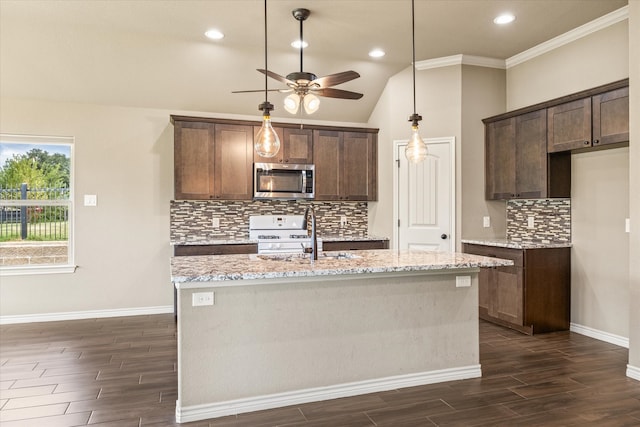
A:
[506,5,629,68]
[415,54,505,71]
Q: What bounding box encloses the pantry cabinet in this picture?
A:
[313,130,377,201]
[462,243,571,335]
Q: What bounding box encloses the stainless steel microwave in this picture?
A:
[254,163,315,200]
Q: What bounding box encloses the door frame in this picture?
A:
[392,136,457,251]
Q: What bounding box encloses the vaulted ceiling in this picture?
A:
[0,0,628,123]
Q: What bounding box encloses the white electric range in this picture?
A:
[249,215,321,254]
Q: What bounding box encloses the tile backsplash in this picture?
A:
[506,199,571,243]
[170,200,368,243]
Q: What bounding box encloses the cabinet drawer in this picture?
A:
[462,244,523,267]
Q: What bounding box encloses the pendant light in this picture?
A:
[255,0,281,158]
[405,0,428,163]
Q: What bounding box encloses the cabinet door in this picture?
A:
[547,98,591,152]
[283,128,313,164]
[515,110,547,198]
[174,121,215,200]
[493,265,524,325]
[214,124,253,200]
[342,132,376,201]
[313,130,342,200]
[593,87,629,147]
[485,118,516,200]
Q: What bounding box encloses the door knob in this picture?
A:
[441,234,448,240]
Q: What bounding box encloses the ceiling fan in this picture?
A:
[233,8,363,114]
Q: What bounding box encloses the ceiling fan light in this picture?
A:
[284,94,300,114]
[303,94,320,114]
[405,125,428,163]
[255,114,281,157]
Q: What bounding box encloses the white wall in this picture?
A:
[506,20,631,339]
[627,0,639,375]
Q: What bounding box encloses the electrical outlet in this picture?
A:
[84,194,97,207]
[212,217,220,228]
[340,216,347,227]
[456,275,471,288]
[625,218,630,233]
[483,216,490,228]
[527,216,535,229]
[192,292,214,306]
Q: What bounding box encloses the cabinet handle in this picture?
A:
[593,139,600,145]
[584,140,590,146]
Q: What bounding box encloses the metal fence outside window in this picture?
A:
[0,184,70,241]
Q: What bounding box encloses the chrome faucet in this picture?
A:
[302,205,318,261]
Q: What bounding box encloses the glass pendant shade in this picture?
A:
[405,125,428,163]
[303,94,320,114]
[255,114,281,157]
[284,94,300,114]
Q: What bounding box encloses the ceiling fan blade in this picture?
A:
[257,69,294,85]
[231,89,284,94]
[313,71,360,88]
[312,87,363,100]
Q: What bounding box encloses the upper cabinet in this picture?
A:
[548,86,629,153]
[172,116,378,201]
[253,127,313,164]
[483,79,627,201]
[174,120,253,200]
[313,130,377,201]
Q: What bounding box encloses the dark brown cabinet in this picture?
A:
[174,121,253,200]
[463,243,571,335]
[313,130,377,201]
[485,110,550,200]
[253,126,313,164]
[547,86,629,153]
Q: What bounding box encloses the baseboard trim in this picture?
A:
[627,364,640,381]
[0,305,174,325]
[175,364,482,423]
[570,322,629,348]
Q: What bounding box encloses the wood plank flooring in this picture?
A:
[1,314,639,426]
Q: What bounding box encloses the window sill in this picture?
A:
[0,265,77,276]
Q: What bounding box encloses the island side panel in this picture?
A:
[176,272,479,410]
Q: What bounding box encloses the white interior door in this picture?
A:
[396,137,455,252]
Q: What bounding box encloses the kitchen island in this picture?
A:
[171,249,512,423]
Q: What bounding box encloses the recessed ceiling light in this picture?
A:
[493,13,515,25]
[291,40,308,49]
[369,49,385,58]
[205,29,224,40]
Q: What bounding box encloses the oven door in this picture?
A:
[254,163,314,199]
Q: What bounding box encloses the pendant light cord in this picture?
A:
[264,0,268,103]
[299,12,304,72]
[411,0,416,116]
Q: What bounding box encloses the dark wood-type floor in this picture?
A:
[1,314,639,426]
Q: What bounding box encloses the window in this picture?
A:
[0,134,75,275]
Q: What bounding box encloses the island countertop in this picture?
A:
[171,249,513,286]
[461,238,572,249]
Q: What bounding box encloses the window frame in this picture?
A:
[0,134,76,276]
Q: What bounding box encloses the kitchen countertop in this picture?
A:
[170,235,389,246]
[171,249,513,286]
[461,238,572,249]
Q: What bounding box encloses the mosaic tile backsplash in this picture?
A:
[506,199,571,243]
[170,200,368,243]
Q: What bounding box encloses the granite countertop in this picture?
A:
[171,235,389,246]
[171,249,514,285]
[461,238,572,249]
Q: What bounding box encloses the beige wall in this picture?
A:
[368,64,506,249]
[628,0,639,372]
[507,20,631,339]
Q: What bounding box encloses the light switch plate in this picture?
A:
[625,218,630,233]
[527,216,535,229]
[483,216,490,228]
[212,218,220,228]
[84,194,97,206]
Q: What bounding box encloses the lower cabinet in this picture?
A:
[463,243,571,335]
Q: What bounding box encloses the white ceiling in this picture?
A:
[0,0,628,123]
